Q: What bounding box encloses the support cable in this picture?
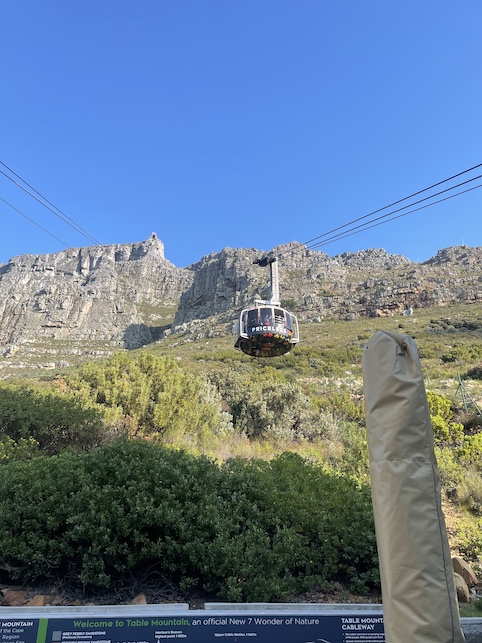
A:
[0,162,101,245]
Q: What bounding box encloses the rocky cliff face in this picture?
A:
[0,236,481,363]
[173,243,482,328]
[0,233,193,350]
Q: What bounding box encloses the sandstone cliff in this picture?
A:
[0,233,192,351]
[0,236,481,369]
[173,243,482,328]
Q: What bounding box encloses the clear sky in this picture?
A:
[1,1,481,268]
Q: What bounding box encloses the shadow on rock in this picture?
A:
[122,324,170,349]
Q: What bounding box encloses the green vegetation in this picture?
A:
[0,384,105,455]
[0,441,377,600]
[65,352,232,448]
[0,301,482,604]
[460,598,482,617]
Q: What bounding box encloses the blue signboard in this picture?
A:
[1,613,385,643]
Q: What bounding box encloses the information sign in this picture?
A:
[0,612,385,643]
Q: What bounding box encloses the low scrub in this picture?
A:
[0,384,105,455]
[208,371,334,441]
[457,514,482,568]
[66,352,233,444]
[0,441,379,600]
[457,466,482,514]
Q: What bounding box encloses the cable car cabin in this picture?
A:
[234,304,299,358]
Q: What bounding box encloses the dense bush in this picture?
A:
[434,445,463,489]
[458,433,482,471]
[457,515,482,565]
[66,352,233,444]
[314,390,365,424]
[0,384,105,455]
[429,318,482,334]
[325,420,370,482]
[457,467,482,514]
[427,391,464,445]
[284,345,362,377]
[208,371,330,441]
[441,344,482,364]
[427,390,452,420]
[0,441,379,600]
[465,364,482,380]
[0,435,40,463]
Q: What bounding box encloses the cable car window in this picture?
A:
[274,308,285,324]
[247,309,259,328]
[241,311,248,335]
[285,311,292,330]
[260,307,272,325]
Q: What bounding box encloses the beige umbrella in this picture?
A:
[362,330,464,642]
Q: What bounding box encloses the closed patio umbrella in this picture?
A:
[362,330,464,643]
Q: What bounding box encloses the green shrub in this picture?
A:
[457,467,482,514]
[457,514,482,563]
[314,390,365,424]
[441,344,482,364]
[465,364,482,380]
[0,435,40,463]
[201,453,378,599]
[434,445,462,489]
[430,416,464,444]
[426,391,464,445]
[0,441,226,589]
[209,372,327,441]
[328,420,370,482]
[259,453,379,592]
[458,433,482,471]
[427,391,452,420]
[0,441,379,600]
[66,352,233,444]
[0,384,105,454]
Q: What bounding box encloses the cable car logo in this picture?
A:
[251,324,285,333]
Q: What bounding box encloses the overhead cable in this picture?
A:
[309,183,482,249]
[272,163,482,261]
[300,162,482,249]
[305,172,482,251]
[0,161,101,245]
[0,197,71,249]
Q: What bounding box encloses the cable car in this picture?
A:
[234,256,299,357]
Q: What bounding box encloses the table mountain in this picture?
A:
[0,233,192,351]
[0,235,481,368]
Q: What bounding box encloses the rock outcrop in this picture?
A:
[0,233,193,350]
[173,243,482,326]
[0,237,481,367]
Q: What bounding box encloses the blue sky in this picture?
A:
[1,1,481,268]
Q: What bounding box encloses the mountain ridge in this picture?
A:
[0,234,481,370]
